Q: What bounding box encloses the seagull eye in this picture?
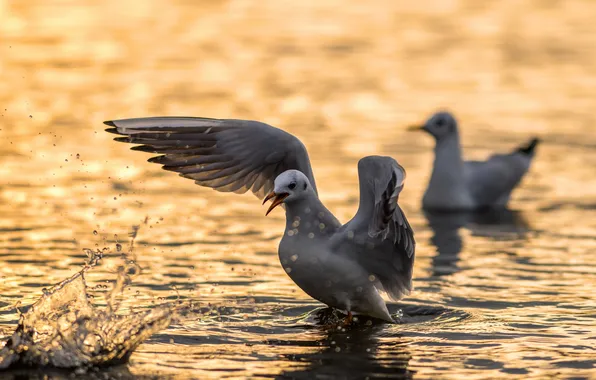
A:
[288,182,297,190]
[435,119,445,128]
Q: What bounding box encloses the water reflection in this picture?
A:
[2,0,596,378]
[424,209,531,277]
[279,322,412,379]
[0,366,136,380]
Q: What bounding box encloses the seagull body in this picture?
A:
[410,112,539,211]
[106,117,415,322]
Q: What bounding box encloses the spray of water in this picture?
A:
[0,225,174,371]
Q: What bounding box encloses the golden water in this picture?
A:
[1,0,595,378]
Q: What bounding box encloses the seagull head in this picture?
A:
[408,111,458,141]
[263,170,312,216]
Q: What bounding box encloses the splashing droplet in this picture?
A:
[0,227,178,370]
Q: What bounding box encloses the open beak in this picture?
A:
[263,192,289,216]
[406,124,425,132]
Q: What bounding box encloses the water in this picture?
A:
[0,239,174,374]
[1,0,595,378]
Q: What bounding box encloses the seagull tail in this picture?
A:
[516,137,540,156]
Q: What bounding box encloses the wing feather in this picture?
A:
[105,117,317,199]
[465,154,531,207]
[332,156,416,300]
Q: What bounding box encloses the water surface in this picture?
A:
[1,0,595,378]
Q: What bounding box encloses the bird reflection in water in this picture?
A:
[278,308,413,379]
[424,208,531,277]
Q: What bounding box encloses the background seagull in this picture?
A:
[105,117,415,323]
[409,111,539,211]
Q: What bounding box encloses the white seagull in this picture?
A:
[409,111,539,211]
[106,117,415,323]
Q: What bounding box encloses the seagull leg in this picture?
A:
[343,311,353,326]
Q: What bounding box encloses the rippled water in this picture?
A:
[1,0,595,378]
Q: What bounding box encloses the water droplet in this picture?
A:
[319,223,325,230]
[290,254,298,262]
[335,347,341,352]
[368,274,376,282]
[76,153,80,159]
[308,232,315,239]
[93,230,98,235]
[115,243,122,252]
[284,267,292,274]
[127,265,139,276]
[287,230,295,237]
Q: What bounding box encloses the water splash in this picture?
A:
[0,227,174,371]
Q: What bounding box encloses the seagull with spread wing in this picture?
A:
[105,117,415,323]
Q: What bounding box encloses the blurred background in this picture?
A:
[1,0,595,378]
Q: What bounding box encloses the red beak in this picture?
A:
[263,192,289,216]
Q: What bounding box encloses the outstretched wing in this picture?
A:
[105,117,317,199]
[332,155,415,300]
[465,138,538,207]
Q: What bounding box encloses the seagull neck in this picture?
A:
[283,193,340,235]
[432,134,465,178]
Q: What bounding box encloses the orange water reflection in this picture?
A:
[1,0,595,378]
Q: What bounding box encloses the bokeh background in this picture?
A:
[1,0,595,378]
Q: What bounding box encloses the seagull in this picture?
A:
[105,117,415,323]
[408,111,539,211]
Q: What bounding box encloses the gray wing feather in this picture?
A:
[105,117,317,199]
[465,151,532,207]
[332,156,415,300]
